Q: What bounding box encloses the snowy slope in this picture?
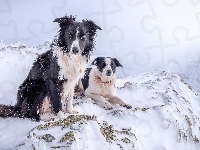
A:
[0,42,200,150]
[0,41,49,105]
[12,71,200,150]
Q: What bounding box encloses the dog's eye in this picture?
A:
[80,35,85,40]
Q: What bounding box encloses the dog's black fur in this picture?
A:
[81,68,92,90]
[0,15,101,121]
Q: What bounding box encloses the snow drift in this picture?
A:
[0,42,200,150]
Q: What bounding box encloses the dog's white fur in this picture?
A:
[79,66,128,109]
[40,48,87,121]
[55,48,87,112]
[70,29,81,53]
[101,58,113,77]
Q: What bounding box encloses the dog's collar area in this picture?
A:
[96,75,112,84]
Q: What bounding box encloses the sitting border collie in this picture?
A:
[78,57,132,110]
[0,15,101,121]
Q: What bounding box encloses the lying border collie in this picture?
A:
[0,15,101,121]
[78,57,132,109]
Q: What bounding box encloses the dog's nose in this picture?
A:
[72,47,79,54]
[106,70,112,76]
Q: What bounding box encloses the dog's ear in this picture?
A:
[91,57,101,66]
[112,58,123,67]
[82,20,102,36]
[53,15,75,28]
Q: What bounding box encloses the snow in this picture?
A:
[0,118,39,149]
[0,42,199,149]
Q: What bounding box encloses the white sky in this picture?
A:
[0,0,200,75]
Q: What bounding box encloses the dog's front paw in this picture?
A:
[105,107,113,110]
[57,111,66,119]
[123,104,132,109]
[40,113,57,122]
[103,102,113,110]
[68,110,79,114]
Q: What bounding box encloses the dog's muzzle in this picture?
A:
[72,47,79,54]
[106,70,112,76]
[70,39,80,54]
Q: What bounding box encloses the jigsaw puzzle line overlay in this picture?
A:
[86,1,154,149]
[86,0,124,59]
[128,1,200,92]
[0,0,67,43]
[86,1,200,149]
[0,2,88,148]
[0,1,152,149]
[0,0,12,14]
[86,0,200,78]
[136,3,200,149]
[0,0,200,149]
[0,0,68,105]
[140,0,200,95]
[139,0,180,72]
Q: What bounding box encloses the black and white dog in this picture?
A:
[0,15,101,121]
[78,57,132,110]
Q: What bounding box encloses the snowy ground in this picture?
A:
[0,42,200,150]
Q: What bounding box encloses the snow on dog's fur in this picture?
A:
[0,15,101,121]
[78,57,132,109]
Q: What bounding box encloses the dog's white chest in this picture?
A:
[92,75,115,96]
[55,50,87,81]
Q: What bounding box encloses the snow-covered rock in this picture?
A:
[12,71,200,150]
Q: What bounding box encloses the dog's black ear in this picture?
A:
[53,15,75,28]
[112,58,123,67]
[91,57,99,66]
[82,20,102,35]
[91,57,101,66]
